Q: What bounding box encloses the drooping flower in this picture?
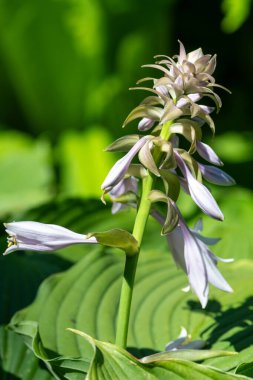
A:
[109,176,138,214]
[196,140,223,166]
[198,163,236,186]
[3,221,97,255]
[152,210,233,308]
[174,151,224,221]
[101,136,149,193]
[169,218,232,308]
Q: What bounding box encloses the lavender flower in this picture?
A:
[101,136,149,193]
[174,151,224,221]
[138,117,155,131]
[109,176,138,214]
[199,163,236,186]
[167,217,233,308]
[4,221,97,255]
[196,140,223,166]
[165,327,205,351]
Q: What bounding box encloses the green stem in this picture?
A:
[115,121,172,348]
[115,174,153,348]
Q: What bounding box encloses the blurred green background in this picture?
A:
[0,0,252,216]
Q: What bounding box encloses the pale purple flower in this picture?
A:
[152,210,232,307]
[3,221,97,255]
[168,218,232,308]
[174,151,224,221]
[199,163,236,186]
[141,327,205,363]
[101,136,149,193]
[109,176,138,214]
[138,117,155,131]
[196,140,223,166]
[165,327,205,351]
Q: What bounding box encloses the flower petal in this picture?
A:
[175,152,224,221]
[180,222,208,308]
[200,247,233,293]
[165,327,188,351]
[199,163,236,186]
[196,140,223,166]
[138,117,155,131]
[101,136,148,192]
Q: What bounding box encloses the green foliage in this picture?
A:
[236,362,253,377]
[0,0,105,134]
[68,329,247,380]
[0,131,53,215]
[8,321,89,379]
[221,0,252,33]
[0,327,54,380]
[57,128,115,198]
[211,133,253,163]
[0,191,253,378]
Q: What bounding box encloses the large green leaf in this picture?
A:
[65,330,250,380]
[7,321,89,379]
[0,327,53,380]
[9,248,253,358]
[0,131,53,215]
[3,189,253,378]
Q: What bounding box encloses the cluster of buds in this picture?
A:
[101,42,235,307]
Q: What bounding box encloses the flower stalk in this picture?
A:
[116,121,172,348]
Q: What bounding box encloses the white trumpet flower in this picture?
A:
[4,221,97,255]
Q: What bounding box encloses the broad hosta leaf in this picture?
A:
[9,321,89,379]
[236,362,253,377]
[67,330,249,380]
[3,189,253,378]
[9,250,253,361]
[0,326,53,380]
[0,244,71,325]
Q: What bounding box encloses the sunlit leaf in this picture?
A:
[58,128,115,198]
[0,131,53,215]
[221,0,251,33]
[67,329,250,380]
[2,189,253,377]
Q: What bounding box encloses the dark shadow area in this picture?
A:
[0,368,21,380]
[186,296,253,351]
[128,347,159,359]
[0,250,72,325]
